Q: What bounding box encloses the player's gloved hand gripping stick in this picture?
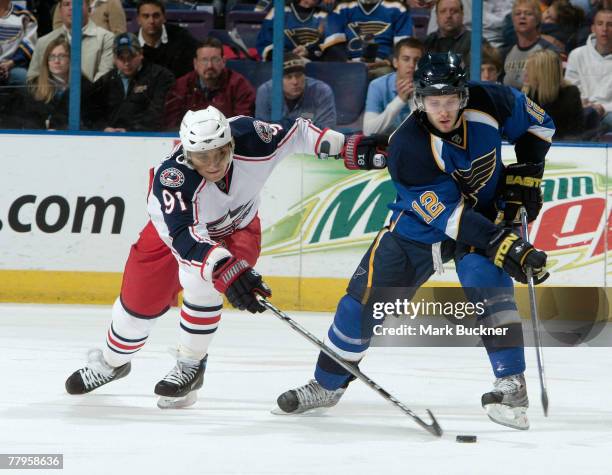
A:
[256,296,443,437]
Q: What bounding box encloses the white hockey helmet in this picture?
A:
[179,107,232,153]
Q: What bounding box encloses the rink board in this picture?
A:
[1,133,610,311]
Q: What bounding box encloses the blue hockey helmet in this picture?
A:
[413,52,469,111]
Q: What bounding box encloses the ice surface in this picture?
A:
[1,303,611,475]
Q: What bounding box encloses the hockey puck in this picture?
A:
[456,435,477,443]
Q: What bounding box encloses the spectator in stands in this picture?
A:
[480,43,503,82]
[256,0,327,61]
[320,0,413,77]
[426,0,513,49]
[0,0,37,86]
[423,0,488,74]
[135,0,198,79]
[523,49,584,139]
[15,35,97,129]
[565,8,612,131]
[255,53,336,129]
[164,37,255,130]
[541,0,586,51]
[363,37,423,135]
[52,0,127,34]
[92,32,174,131]
[503,0,561,90]
[27,0,114,82]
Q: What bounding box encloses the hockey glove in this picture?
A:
[500,162,544,224]
[315,128,345,159]
[342,134,388,170]
[213,257,272,313]
[486,228,549,285]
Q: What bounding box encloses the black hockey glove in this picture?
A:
[500,162,544,224]
[342,134,388,170]
[486,228,549,284]
[213,257,272,313]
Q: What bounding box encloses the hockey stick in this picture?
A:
[520,207,550,416]
[257,296,443,437]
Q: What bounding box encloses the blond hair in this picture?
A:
[522,49,565,104]
[30,36,71,103]
[512,0,543,25]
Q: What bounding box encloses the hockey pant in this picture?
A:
[314,228,526,391]
[103,217,261,368]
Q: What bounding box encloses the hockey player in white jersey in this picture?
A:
[65,107,345,408]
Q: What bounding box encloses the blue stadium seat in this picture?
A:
[305,61,368,132]
[225,10,266,31]
[411,7,431,41]
[226,59,272,89]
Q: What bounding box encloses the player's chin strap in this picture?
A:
[256,295,443,437]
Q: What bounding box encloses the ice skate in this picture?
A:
[274,379,345,415]
[155,352,208,409]
[65,349,131,395]
[482,373,529,430]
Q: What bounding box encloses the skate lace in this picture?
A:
[80,366,113,390]
[295,380,335,408]
[495,375,522,395]
[162,360,200,386]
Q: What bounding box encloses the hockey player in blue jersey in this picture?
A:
[275,52,554,430]
[321,0,413,64]
[256,0,327,61]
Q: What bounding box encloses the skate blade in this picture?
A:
[157,391,198,409]
[270,406,331,416]
[485,403,530,430]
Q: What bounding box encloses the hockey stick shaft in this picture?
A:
[520,207,549,416]
[258,297,443,437]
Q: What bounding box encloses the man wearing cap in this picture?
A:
[255,53,336,129]
[27,0,114,82]
[92,32,174,131]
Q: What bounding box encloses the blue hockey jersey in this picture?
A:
[256,4,327,60]
[386,82,555,250]
[322,0,413,61]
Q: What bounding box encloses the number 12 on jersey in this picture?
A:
[162,190,188,214]
[411,191,445,223]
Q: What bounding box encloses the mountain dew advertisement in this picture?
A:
[256,145,611,287]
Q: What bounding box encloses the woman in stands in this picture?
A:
[16,35,98,130]
[522,48,584,140]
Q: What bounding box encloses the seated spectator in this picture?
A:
[27,0,114,82]
[424,0,488,75]
[135,0,198,79]
[523,49,584,139]
[52,0,127,34]
[363,37,423,135]
[92,32,174,131]
[320,0,412,75]
[480,43,503,82]
[0,0,37,86]
[255,53,336,129]
[503,0,561,90]
[164,37,255,130]
[256,0,327,61]
[13,35,97,129]
[565,8,612,132]
[541,0,586,51]
[426,0,514,49]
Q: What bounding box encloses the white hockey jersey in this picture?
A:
[148,116,323,268]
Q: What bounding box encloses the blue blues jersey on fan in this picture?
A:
[387,82,555,250]
[321,0,413,61]
[256,4,327,60]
